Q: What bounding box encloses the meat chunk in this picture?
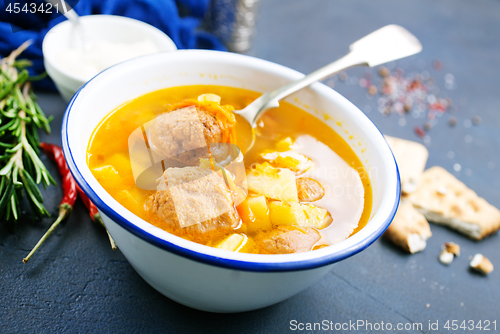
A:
[146,167,240,235]
[255,226,320,254]
[296,177,325,202]
[147,106,227,166]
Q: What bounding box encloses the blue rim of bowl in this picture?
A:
[61,63,401,273]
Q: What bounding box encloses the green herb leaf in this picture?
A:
[0,43,54,224]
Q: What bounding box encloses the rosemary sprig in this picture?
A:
[0,41,55,223]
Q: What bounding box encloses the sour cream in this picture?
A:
[292,135,365,244]
[55,39,160,81]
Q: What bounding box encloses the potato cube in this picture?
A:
[118,189,143,206]
[275,156,300,169]
[261,151,312,174]
[236,199,254,225]
[269,201,306,227]
[276,137,293,151]
[301,204,330,229]
[247,196,272,234]
[92,165,122,188]
[198,93,221,103]
[269,201,331,229]
[215,234,247,252]
[106,153,133,177]
[247,163,298,202]
[239,236,257,253]
[237,196,272,235]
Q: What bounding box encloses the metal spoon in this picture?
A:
[235,25,422,152]
[46,0,88,50]
[45,0,80,23]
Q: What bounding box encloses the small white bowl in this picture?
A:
[43,15,177,101]
[62,50,400,313]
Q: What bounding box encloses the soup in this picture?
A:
[87,85,372,254]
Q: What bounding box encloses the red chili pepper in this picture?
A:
[40,142,78,209]
[76,184,117,250]
[23,143,77,263]
[23,143,116,263]
[77,185,100,222]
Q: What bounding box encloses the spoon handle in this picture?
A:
[45,0,80,24]
[236,25,422,126]
[237,52,364,125]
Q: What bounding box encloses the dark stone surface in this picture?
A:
[1,1,499,333]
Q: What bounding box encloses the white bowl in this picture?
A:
[62,50,400,313]
[43,15,177,102]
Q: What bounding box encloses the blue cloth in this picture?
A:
[0,0,226,90]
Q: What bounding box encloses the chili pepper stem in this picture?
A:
[23,204,72,263]
[95,215,117,250]
[106,230,118,251]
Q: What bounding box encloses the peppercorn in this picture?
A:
[378,66,390,77]
[449,117,457,127]
[414,125,426,138]
[403,102,412,113]
[433,60,443,71]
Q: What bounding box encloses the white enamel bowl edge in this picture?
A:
[61,50,400,313]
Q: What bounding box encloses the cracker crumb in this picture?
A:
[444,242,460,256]
[439,250,454,265]
[470,254,494,275]
[368,85,377,96]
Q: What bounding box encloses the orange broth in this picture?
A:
[87,85,372,252]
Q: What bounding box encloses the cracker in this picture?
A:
[385,136,429,194]
[384,201,432,253]
[409,166,500,240]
